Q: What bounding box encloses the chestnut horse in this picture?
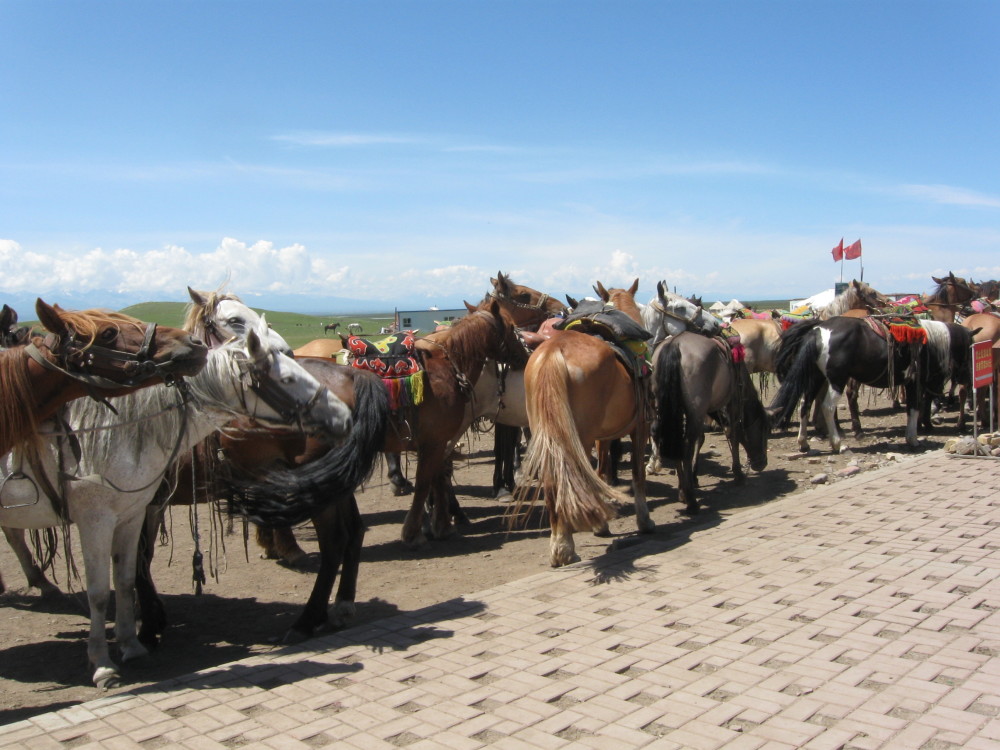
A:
[512,279,655,568]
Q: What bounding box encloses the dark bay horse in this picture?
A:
[652,331,769,514]
[512,280,655,567]
[770,316,927,453]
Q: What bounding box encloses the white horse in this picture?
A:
[0,319,352,688]
[1,287,295,596]
[347,322,363,335]
[641,281,723,348]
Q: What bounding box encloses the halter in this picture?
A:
[234,350,330,432]
[23,322,170,388]
[489,289,553,313]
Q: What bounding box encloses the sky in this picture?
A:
[2,0,999,314]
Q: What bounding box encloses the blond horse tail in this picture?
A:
[511,347,624,531]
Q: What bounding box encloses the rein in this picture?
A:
[489,289,552,313]
[233,350,329,432]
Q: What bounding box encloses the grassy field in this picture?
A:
[119,302,394,350]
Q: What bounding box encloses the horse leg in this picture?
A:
[331,495,365,627]
[492,425,518,500]
[593,440,614,537]
[386,452,414,496]
[256,525,308,567]
[2,526,60,596]
[285,503,349,642]
[819,384,845,453]
[112,510,149,666]
[630,424,655,533]
[548,512,579,568]
[904,382,922,448]
[76,511,121,688]
[401,448,449,547]
[135,505,167,650]
[843,379,864,437]
[679,425,700,514]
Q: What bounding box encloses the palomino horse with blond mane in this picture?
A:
[513,279,655,567]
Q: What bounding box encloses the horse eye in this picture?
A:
[101,328,118,341]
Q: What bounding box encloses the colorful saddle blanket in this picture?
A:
[345,333,425,409]
[719,325,745,364]
[865,316,928,345]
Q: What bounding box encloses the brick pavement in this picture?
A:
[2,451,999,749]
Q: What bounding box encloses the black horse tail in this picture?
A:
[773,318,823,382]
[768,324,822,428]
[227,370,389,527]
[652,341,686,461]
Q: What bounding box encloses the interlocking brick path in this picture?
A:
[3,452,999,749]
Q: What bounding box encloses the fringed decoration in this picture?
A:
[888,323,928,345]
[381,371,425,411]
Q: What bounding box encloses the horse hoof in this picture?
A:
[593,525,613,538]
[281,551,309,569]
[38,583,63,598]
[637,518,656,534]
[94,667,121,690]
[495,488,513,502]
[549,553,581,568]
[330,601,356,628]
[281,628,311,645]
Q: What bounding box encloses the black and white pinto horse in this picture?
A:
[769,316,941,453]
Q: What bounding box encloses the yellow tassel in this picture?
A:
[411,371,425,406]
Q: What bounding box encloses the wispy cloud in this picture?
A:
[271,132,422,147]
[897,183,1000,209]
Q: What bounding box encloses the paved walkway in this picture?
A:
[3,451,1000,749]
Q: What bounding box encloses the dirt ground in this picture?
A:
[0,389,961,726]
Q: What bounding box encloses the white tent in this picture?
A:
[789,289,835,312]
[709,300,727,312]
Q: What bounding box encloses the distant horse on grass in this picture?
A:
[512,280,655,567]
[652,331,769,514]
[324,322,340,334]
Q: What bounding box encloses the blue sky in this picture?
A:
[2,1,998,313]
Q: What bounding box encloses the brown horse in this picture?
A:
[512,279,655,568]
[922,272,979,323]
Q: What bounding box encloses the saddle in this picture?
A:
[344,333,425,410]
[552,303,652,387]
[719,325,746,364]
[863,315,928,345]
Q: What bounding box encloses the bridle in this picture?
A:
[233,349,330,433]
[489,289,558,314]
[24,322,177,390]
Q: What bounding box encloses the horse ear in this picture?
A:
[656,280,666,300]
[0,304,16,331]
[593,281,609,301]
[464,300,477,313]
[188,287,208,306]
[565,294,579,309]
[35,299,68,337]
[246,328,266,363]
[931,275,944,285]
[628,279,639,297]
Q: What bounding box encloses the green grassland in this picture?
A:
[119,302,393,350]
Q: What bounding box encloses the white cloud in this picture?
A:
[897,183,1000,209]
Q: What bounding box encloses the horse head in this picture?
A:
[34,299,208,387]
[238,316,353,440]
[483,272,567,329]
[186,286,293,355]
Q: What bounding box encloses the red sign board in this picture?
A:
[973,340,994,388]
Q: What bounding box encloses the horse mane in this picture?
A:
[818,282,874,319]
[917,319,952,374]
[183,289,243,339]
[66,344,241,471]
[0,348,41,450]
[432,309,525,375]
[51,308,146,345]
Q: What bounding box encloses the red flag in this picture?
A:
[844,239,862,259]
[831,238,844,261]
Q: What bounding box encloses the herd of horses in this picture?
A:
[1,271,998,689]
